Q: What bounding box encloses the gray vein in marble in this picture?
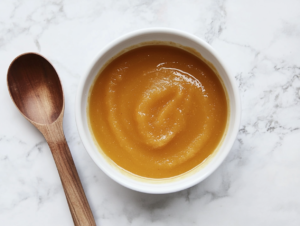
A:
[205,0,227,44]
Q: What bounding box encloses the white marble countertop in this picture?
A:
[1,0,300,225]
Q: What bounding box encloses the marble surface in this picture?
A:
[1,0,300,225]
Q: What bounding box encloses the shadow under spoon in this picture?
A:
[7,53,96,226]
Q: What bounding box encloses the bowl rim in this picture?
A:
[75,27,241,194]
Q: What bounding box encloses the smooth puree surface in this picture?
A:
[88,45,228,178]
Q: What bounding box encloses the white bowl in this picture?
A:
[76,28,240,194]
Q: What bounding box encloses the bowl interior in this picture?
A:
[76,28,240,194]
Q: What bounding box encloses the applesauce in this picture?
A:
[88,44,228,178]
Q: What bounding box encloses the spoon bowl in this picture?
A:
[8,53,63,124]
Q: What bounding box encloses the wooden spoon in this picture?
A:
[7,53,96,226]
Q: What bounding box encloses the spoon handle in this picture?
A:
[40,122,96,226]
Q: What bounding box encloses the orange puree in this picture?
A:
[88,45,228,178]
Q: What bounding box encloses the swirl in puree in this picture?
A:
[88,45,228,178]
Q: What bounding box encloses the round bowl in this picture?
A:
[76,28,240,194]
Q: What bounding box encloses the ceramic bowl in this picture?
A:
[76,28,240,194]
